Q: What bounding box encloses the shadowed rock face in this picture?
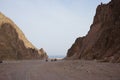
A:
[66,0,120,62]
[0,13,47,60]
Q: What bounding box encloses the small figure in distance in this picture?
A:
[45,56,48,62]
[0,60,2,63]
[54,58,57,61]
[51,59,53,62]
[50,58,57,62]
[46,59,48,62]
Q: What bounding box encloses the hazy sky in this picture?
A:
[0,0,110,56]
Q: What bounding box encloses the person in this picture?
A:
[46,59,48,62]
[45,56,48,62]
[0,60,2,63]
[54,58,57,61]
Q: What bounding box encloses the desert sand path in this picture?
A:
[0,60,120,80]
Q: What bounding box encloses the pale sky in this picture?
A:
[0,0,110,57]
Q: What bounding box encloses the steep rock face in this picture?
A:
[0,12,47,60]
[67,37,85,59]
[39,48,48,59]
[66,0,120,62]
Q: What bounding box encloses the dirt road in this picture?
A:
[0,60,120,80]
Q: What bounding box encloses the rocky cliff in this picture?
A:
[0,12,47,60]
[66,0,120,62]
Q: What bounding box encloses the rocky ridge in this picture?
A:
[0,12,47,60]
[66,0,120,62]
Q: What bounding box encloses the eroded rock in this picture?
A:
[0,12,47,60]
[66,0,120,62]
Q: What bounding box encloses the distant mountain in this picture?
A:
[66,0,120,62]
[0,12,47,60]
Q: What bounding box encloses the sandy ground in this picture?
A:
[0,60,120,80]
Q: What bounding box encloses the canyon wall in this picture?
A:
[0,12,47,60]
[66,0,120,62]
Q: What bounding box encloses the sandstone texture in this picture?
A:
[66,0,120,62]
[0,12,47,60]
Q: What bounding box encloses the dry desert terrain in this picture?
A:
[0,60,120,80]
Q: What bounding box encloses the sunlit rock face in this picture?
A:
[0,12,47,60]
[66,0,120,62]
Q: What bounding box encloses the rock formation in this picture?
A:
[0,12,47,60]
[39,48,48,59]
[66,0,120,62]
